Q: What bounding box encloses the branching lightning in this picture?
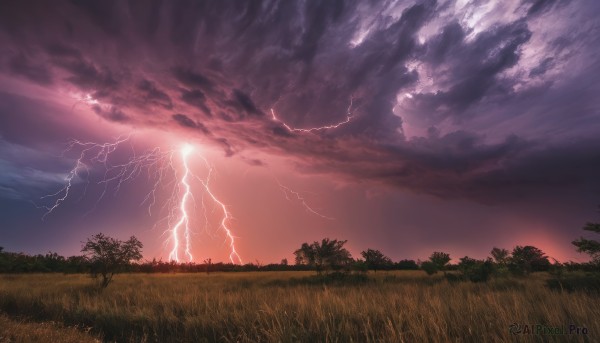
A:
[39,134,131,219]
[39,159,87,220]
[168,144,193,262]
[39,136,242,264]
[194,161,243,264]
[267,97,352,219]
[277,181,334,220]
[270,97,356,133]
[40,93,353,263]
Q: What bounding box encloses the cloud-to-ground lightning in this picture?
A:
[39,136,243,264]
[270,97,356,133]
[168,144,194,262]
[195,158,243,264]
[41,92,345,263]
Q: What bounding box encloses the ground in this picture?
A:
[0,271,598,342]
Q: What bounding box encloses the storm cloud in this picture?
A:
[0,0,599,203]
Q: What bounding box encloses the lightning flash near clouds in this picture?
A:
[266,98,356,219]
[39,136,242,264]
[277,181,334,220]
[37,93,349,264]
[270,97,356,133]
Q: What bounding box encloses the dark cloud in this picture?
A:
[529,57,554,77]
[8,54,53,85]
[45,43,82,59]
[215,137,235,157]
[0,0,597,204]
[229,89,263,116]
[180,89,211,117]
[465,138,600,201]
[92,105,128,122]
[278,131,600,204]
[171,113,209,134]
[138,80,173,110]
[272,126,294,138]
[410,20,532,118]
[172,68,214,90]
[55,57,119,91]
[246,159,264,166]
[71,0,124,36]
[525,0,568,17]
[293,0,347,63]
[424,21,465,64]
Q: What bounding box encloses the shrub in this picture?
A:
[458,257,495,283]
[421,261,438,275]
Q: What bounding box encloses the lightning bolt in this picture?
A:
[195,158,243,264]
[168,144,193,262]
[277,180,334,220]
[270,97,356,133]
[39,134,131,219]
[39,137,243,264]
[39,159,87,220]
[267,97,353,219]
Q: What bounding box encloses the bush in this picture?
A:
[352,260,368,274]
[395,259,419,270]
[458,257,495,283]
[546,272,600,292]
[421,261,438,275]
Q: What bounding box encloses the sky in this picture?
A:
[0,0,599,264]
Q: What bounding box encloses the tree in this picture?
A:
[81,233,143,288]
[396,259,419,270]
[280,258,288,266]
[458,256,495,282]
[294,242,315,266]
[572,222,600,265]
[421,261,438,275]
[420,252,451,276]
[293,238,352,274]
[429,252,451,273]
[204,258,212,275]
[509,245,550,275]
[490,247,509,265]
[361,249,392,272]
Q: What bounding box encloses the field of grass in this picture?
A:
[0,271,598,342]
[0,313,99,343]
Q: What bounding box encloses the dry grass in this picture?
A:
[0,271,598,342]
[0,313,99,343]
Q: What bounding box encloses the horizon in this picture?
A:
[0,233,590,265]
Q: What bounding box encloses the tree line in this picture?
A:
[1,216,598,286]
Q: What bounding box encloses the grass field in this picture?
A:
[0,271,598,342]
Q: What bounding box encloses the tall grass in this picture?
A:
[0,271,598,342]
[0,313,100,343]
